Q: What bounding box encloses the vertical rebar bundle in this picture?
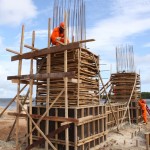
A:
[116,45,135,73]
[53,0,86,47]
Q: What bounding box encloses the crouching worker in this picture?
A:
[138,98,148,124]
[51,22,69,46]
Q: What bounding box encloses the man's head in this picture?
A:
[140,99,146,103]
[59,22,65,33]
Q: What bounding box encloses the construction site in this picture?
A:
[0,0,150,150]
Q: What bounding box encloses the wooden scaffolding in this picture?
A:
[5,15,109,149]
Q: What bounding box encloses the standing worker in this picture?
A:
[51,22,69,46]
[138,98,148,124]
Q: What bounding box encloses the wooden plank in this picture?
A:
[7,71,75,80]
[64,12,69,150]
[45,18,51,150]
[11,79,38,85]
[25,124,70,150]
[11,42,80,61]
[77,49,81,107]
[74,109,77,150]
[79,39,95,43]
[8,112,79,123]
[6,48,21,55]
[17,100,57,150]
[24,44,39,51]
[29,30,35,144]
[18,88,64,148]
[16,25,24,149]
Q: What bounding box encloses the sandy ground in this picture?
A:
[0,107,149,150]
[97,117,150,150]
[0,107,27,150]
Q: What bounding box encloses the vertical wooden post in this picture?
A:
[128,107,131,125]
[81,108,84,149]
[29,30,35,145]
[55,108,58,149]
[64,12,69,150]
[98,56,100,102]
[16,25,24,148]
[136,139,138,147]
[145,133,150,150]
[74,108,77,150]
[117,107,119,125]
[77,49,81,107]
[45,18,51,150]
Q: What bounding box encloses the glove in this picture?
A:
[56,37,61,41]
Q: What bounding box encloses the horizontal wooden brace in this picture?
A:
[26,124,70,150]
[8,112,79,123]
[11,42,80,61]
[7,71,75,80]
[6,48,21,55]
[24,44,39,51]
[11,79,38,85]
[79,39,95,43]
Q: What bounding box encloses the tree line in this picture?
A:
[141,92,150,99]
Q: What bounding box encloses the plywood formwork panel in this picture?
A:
[106,103,128,130]
[36,48,99,107]
[30,105,107,150]
[110,73,141,102]
[129,101,143,124]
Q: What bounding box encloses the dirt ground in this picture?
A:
[0,107,27,150]
[0,107,149,150]
[97,122,150,150]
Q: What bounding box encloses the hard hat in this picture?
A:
[60,22,65,29]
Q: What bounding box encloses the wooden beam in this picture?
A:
[0,84,27,117]
[17,98,57,150]
[7,71,75,80]
[16,25,24,148]
[11,42,80,61]
[6,48,21,55]
[18,88,64,149]
[68,78,82,83]
[29,30,35,145]
[64,12,69,150]
[11,79,37,85]
[25,124,70,150]
[37,57,46,73]
[79,39,95,43]
[24,44,39,51]
[7,112,79,123]
[45,18,51,150]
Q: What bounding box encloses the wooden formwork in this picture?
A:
[106,103,128,130]
[36,48,99,107]
[130,101,143,124]
[30,105,107,150]
[110,73,141,102]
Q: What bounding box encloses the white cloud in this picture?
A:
[0,0,37,25]
[0,59,36,98]
[143,42,150,48]
[135,54,150,91]
[86,0,150,51]
[85,0,150,92]
[25,30,48,39]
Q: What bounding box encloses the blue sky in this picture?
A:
[0,0,150,98]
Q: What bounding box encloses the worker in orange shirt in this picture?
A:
[51,22,69,46]
[138,98,148,124]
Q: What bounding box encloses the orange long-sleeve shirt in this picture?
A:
[51,27,64,45]
[138,100,146,111]
[138,99,147,123]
